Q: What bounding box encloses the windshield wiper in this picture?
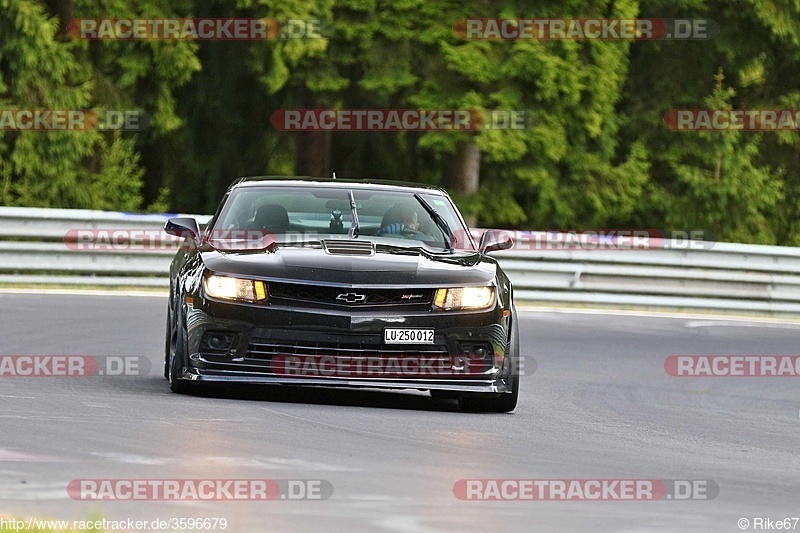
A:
[414,193,454,252]
[348,190,360,238]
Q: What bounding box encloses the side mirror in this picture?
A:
[479,229,513,254]
[164,217,200,245]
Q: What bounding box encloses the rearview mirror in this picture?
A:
[164,217,200,244]
[479,229,513,254]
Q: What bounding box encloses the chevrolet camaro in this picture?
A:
[163,177,519,412]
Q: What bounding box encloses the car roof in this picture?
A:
[230,176,448,195]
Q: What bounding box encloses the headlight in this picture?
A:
[433,286,495,310]
[203,273,267,303]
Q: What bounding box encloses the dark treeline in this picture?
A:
[1,0,798,244]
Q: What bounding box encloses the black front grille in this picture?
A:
[247,339,448,360]
[268,283,433,306]
[244,339,489,379]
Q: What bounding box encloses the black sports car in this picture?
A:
[163,177,519,412]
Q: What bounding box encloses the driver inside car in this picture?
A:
[376,205,420,236]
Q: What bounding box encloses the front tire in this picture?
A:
[168,304,193,394]
[458,308,520,413]
[163,313,171,379]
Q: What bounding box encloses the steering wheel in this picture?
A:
[400,228,428,239]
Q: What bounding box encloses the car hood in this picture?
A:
[199,244,497,286]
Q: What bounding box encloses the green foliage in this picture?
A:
[617,0,800,244]
[659,72,782,243]
[2,0,800,245]
[0,0,199,210]
[453,183,528,227]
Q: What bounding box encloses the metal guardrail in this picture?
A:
[0,207,211,288]
[494,243,800,314]
[1,206,799,315]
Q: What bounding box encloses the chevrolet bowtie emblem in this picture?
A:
[336,292,367,303]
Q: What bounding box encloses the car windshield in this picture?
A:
[211,185,474,251]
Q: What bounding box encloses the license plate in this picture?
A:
[383,328,435,344]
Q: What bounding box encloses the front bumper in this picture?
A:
[179,296,513,394]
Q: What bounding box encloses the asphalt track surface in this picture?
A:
[1,292,799,533]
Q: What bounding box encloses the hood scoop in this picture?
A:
[323,239,375,256]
